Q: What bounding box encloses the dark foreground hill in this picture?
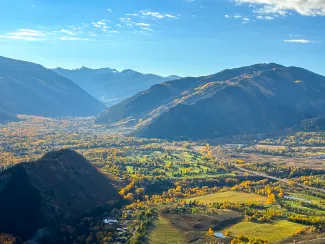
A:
[0,149,119,240]
[54,67,180,106]
[0,56,106,122]
[96,63,325,139]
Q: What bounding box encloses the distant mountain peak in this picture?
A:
[120,69,142,76]
[79,66,92,71]
[53,66,180,106]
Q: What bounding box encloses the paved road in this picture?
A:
[231,162,325,194]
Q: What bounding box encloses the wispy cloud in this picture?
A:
[60,29,76,35]
[0,8,178,41]
[118,10,178,35]
[135,23,151,27]
[284,39,315,44]
[256,15,275,20]
[140,10,178,20]
[225,14,252,23]
[126,13,139,17]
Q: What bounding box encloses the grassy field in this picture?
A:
[186,191,268,204]
[224,220,305,243]
[283,192,325,216]
[149,216,184,244]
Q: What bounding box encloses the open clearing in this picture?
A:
[186,191,268,204]
[224,220,305,243]
[149,216,184,244]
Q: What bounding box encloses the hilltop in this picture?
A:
[0,149,119,240]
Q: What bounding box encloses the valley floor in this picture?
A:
[2,116,325,243]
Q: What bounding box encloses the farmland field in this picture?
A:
[186,191,268,204]
[149,216,184,244]
[224,220,306,242]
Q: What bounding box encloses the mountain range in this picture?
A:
[0,56,106,122]
[54,67,180,106]
[0,149,119,241]
[96,63,325,139]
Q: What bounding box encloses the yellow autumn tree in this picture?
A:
[266,193,276,204]
[208,228,214,236]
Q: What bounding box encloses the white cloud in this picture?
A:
[60,29,76,35]
[9,29,45,37]
[107,30,120,34]
[107,8,112,12]
[253,5,289,16]
[92,21,110,29]
[119,17,132,23]
[59,36,89,41]
[225,14,252,23]
[284,39,315,43]
[140,27,152,31]
[0,29,46,41]
[140,10,178,19]
[256,15,275,20]
[0,35,44,41]
[235,0,325,16]
[135,23,151,27]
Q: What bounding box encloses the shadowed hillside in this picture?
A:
[0,149,119,240]
[0,56,106,122]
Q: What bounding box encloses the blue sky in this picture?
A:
[0,0,324,76]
